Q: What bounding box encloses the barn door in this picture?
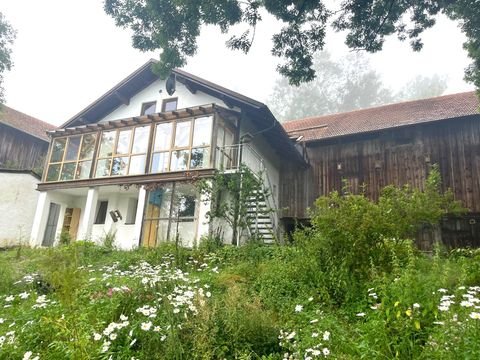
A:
[42,203,61,246]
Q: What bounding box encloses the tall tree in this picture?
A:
[0,12,15,104]
[269,52,448,121]
[395,74,448,102]
[104,0,480,91]
[269,52,394,121]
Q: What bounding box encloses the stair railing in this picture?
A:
[215,143,279,241]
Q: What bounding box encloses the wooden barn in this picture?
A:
[0,105,55,171]
[281,92,480,248]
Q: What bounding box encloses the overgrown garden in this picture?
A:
[1,167,480,359]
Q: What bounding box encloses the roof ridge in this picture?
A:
[284,91,477,125]
[1,104,55,129]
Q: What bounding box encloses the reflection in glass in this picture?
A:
[190,148,209,169]
[51,138,66,162]
[46,164,61,181]
[151,152,169,173]
[95,159,111,177]
[111,157,129,176]
[146,186,172,218]
[141,102,156,116]
[76,161,92,179]
[170,150,189,171]
[99,131,116,157]
[60,163,76,180]
[173,183,197,217]
[174,121,191,147]
[169,220,195,246]
[192,116,212,146]
[129,155,146,175]
[65,136,81,161]
[132,126,150,153]
[154,123,172,151]
[79,134,96,159]
[116,130,132,155]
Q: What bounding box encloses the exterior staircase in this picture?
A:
[245,185,276,244]
[216,142,279,245]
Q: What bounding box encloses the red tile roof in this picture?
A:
[0,105,55,141]
[283,92,480,142]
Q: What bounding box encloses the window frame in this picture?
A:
[94,201,109,225]
[141,182,199,246]
[161,97,178,112]
[140,101,157,116]
[44,133,98,182]
[150,115,214,174]
[94,125,152,178]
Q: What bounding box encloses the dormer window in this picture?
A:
[141,101,157,116]
[162,98,178,112]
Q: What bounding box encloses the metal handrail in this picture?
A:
[216,143,279,240]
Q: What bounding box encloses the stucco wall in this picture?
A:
[0,172,40,247]
[100,79,228,122]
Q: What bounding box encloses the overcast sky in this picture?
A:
[2,0,475,126]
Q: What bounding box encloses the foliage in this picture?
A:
[104,0,480,91]
[294,165,465,304]
[0,237,480,358]
[197,164,273,245]
[0,169,477,359]
[396,74,448,102]
[0,12,15,104]
[270,52,448,121]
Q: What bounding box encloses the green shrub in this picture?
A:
[293,165,464,306]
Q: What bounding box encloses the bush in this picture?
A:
[294,165,464,305]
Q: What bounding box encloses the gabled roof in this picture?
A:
[0,105,55,142]
[283,91,480,142]
[61,60,306,164]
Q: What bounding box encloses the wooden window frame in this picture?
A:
[141,182,199,246]
[44,134,98,182]
[140,101,157,116]
[161,97,178,112]
[94,125,152,178]
[150,115,214,174]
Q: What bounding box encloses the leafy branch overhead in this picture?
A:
[0,12,16,103]
[104,0,480,88]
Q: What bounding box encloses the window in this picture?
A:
[125,198,138,224]
[150,115,213,173]
[94,201,108,224]
[141,183,198,247]
[141,101,157,116]
[45,134,97,182]
[95,125,151,177]
[162,98,178,112]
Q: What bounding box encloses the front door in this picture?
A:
[42,202,61,246]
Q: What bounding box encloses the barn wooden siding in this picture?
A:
[0,123,48,170]
[280,116,480,220]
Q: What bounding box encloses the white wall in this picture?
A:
[0,172,40,247]
[100,79,228,123]
[240,118,281,211]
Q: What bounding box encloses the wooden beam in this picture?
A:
[184,79,197,94]
[114,91,130,106]
[186,108,194,116]
[172,111,180,118]
[222,95,235,109]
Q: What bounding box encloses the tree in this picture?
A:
[268,51,394,121]
[103,0,480,91]
[269,52,448,122]
[0,12,15,104]
[396,74,448,102]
